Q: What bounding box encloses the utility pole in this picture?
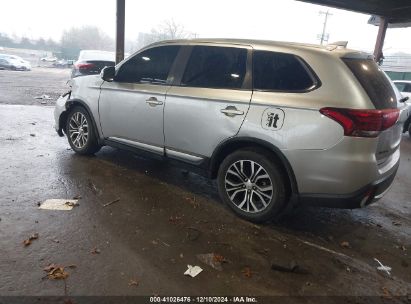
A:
[318,10,332,45]
[116,0,125,64]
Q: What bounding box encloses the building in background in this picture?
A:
[381,54,411,80]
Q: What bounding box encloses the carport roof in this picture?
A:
[297,0,411,23]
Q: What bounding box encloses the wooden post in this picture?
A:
[116,0,125,64]
[373,17,388,63]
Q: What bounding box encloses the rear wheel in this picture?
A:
[66,106,101,155]
[408,123,411,138]
[217,148,287,223]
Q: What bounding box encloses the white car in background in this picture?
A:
[394,80,411,99]
[393,80,411,137]
[40,56,57,62]
[0,54,31,71]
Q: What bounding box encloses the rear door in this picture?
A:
[164,44,252,162]
[343,58,406,164]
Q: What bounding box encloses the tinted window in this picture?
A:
[181,46,247,89]
[405,84,411,93]
[116,45,180,84]
[253,51,316,92]
[343,59,397,109]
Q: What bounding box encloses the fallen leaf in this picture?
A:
[23,233,39,247]
[67,264,77,269]
[340,241,351,248]
[213,253,226,263]
[242,267,253,278]
[169,216,183,224]
[381,287,392,299]
[91,247,101,254]
[128,279,139,287]
[43,264,69,280]
[44,264,57,272]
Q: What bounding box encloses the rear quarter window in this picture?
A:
[343,59,397,109]
[253,51,318,92]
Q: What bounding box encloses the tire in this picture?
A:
[65,106,101,155]
[217,148,287,223]
[408,123,411,139]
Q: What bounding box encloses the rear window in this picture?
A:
[253,51,318,92]
[343,59,397,109]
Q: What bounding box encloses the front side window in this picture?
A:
[253,51,317,92]
[181,46,247,89]
[115,45,180,84]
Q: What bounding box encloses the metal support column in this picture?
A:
[116,0,125,64]
[373,16,388,63]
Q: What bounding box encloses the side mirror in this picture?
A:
[101,66,115,82]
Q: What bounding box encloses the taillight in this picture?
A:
[75,63,95,70]
[320,107,399,138]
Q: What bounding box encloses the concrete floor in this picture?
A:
[0,69,410,300]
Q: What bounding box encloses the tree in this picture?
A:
[151,19,190,40]
[131,19,196,51]
[60,26,114,59]
[19,37,34,49]
[0,33,14,48]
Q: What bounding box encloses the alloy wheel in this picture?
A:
[224,160,274,213]
[68,112,89,149]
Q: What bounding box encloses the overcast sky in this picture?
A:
[1,0,411,54]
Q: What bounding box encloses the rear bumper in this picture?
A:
[299,161,399,209]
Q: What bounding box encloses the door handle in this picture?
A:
[221,106,244,117]
[146,97,163,106]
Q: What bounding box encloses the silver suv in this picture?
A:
[54,39,408,222]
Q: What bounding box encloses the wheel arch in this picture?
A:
[209,137,299,195]
[61,98,103,145]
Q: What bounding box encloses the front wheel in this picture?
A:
[65,106,101,155]
[217,148,287,223]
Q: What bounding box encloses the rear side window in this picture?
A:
[343,59,397,109]
[116,45,180,84]
[253,51,317,92]
[181,46,247,89]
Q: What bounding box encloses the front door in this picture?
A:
[99,45,180,154]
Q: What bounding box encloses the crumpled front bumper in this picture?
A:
[53,93,70,136]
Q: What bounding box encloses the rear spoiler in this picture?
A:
[326,41,374,60]
[326,41,348,51]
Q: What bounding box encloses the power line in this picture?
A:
[318,10,332,45]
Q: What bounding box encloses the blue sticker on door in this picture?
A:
[261,108,285,130]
